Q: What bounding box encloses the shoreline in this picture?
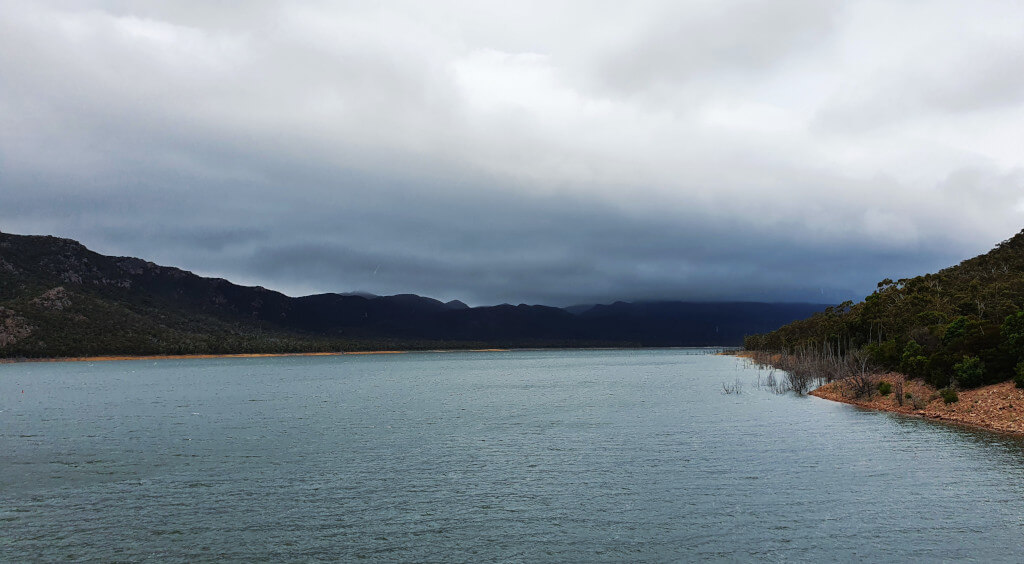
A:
[810,377,1024,437]
[0,345,733,365]
[733,351,1024,438]
[0,348,512,365]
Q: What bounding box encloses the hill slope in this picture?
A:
[745,229,1024,388]
[0,232,827,357]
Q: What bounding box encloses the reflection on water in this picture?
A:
[3,349,1024,561]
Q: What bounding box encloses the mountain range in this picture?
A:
[0,232,828,358]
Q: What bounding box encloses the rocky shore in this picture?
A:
[811,372,1024,436]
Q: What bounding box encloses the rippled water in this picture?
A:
[3,349,1024,561]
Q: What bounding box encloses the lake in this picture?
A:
[3,349,1024,561]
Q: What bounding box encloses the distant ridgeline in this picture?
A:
[745,229,1024,389]
[0,232,826,358]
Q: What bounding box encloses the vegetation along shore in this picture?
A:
[741,229,1024,436]
[739,351,1024,436]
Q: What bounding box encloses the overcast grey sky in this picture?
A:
[2,0,1023,305]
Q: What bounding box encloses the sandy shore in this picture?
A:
[0,348,510,364]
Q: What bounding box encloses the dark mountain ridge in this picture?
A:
[0,231,828,357]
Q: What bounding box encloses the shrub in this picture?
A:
[940,388,959,404]
[900,341,928,378]
[942,316,971,344]
[904,392,912,399]
[953,355,985,389]
[877,381,892,396]
[925,352,955,389]
[1014,361,1024,389]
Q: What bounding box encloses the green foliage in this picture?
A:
[953,355,985,389]
[899,341,928,378]
[1002,311,1024,359]
[746,229,1024,387]
[877,381,892,396]
[1015,362,1024,389]
[866,340,900,368]
[925,352,956,389]
[916,310,947,326]
[942,316,975,345]
[940,388,959,404]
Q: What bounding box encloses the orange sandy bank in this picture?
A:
[812,374,1024,436]
[0,352,345,364]
[0,349,510,364]
[342,351,408,355]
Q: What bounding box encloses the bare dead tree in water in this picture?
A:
[754,366,790,394]
[766,370,789,394]
[843,348,876,399]
[784,354,816,395]
[744,340,883,397]
[722,379,743,394]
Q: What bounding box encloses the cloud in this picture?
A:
[2,0,1023,306]
[590,0,840,96]
[813,1,1024,130]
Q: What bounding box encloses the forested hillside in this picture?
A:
[745,230,1024,388]
[0,234,410,356]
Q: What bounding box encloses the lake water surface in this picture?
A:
[3,349,1024,561]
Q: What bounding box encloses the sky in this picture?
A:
[2,0,1024,306]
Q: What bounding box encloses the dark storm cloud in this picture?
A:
[2,1,1023,306]
[237,192,963,307]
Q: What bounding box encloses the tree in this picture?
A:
[900,340,928,378]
